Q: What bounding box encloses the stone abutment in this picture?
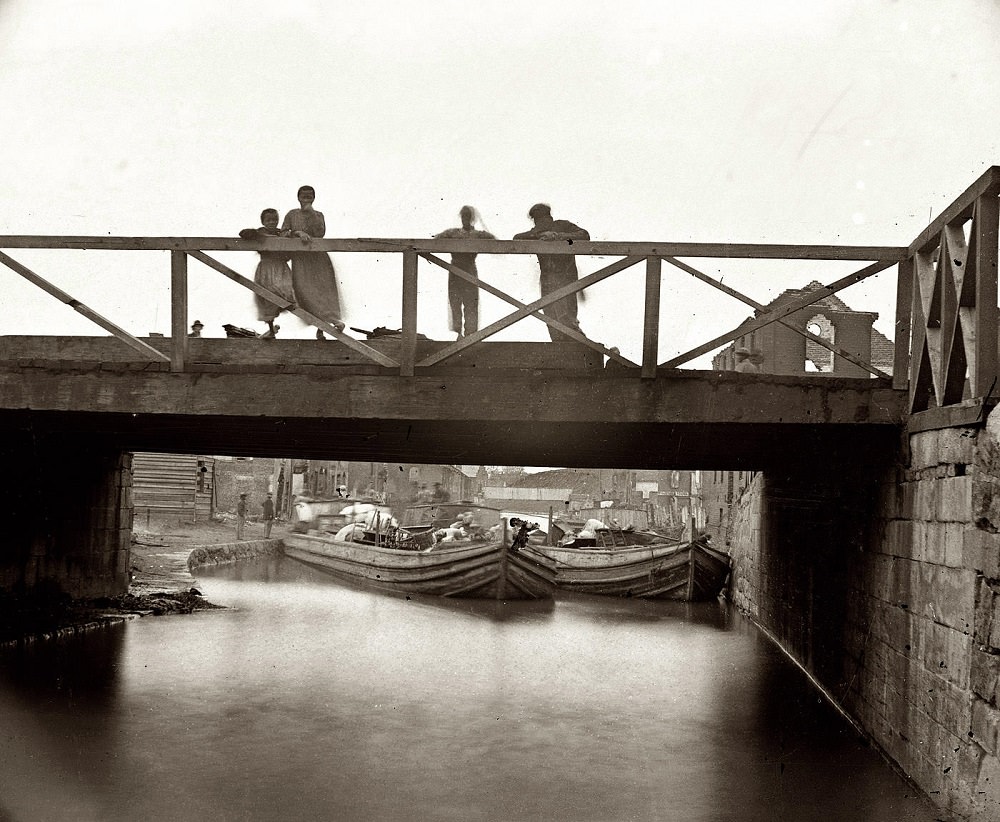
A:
[729,413,1000,821]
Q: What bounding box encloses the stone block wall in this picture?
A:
[728,417,1000,820]
[0,439,132,599]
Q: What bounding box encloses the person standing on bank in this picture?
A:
[262,492,275,538]
[434,205,495,339]
[513,203,590,342]
[281,185,344,339]
[237,493,248,540]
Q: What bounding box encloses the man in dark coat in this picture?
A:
[262,492,275,538]
[513,203,590,341]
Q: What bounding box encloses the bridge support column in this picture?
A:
[727,417,1000,821]
[0,439,132,599]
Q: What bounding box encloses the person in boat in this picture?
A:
[433,205,496,340]
[239,208,295,339]
[281,185,344,339]
[431,482,450,503]
[513,203,590,342]
[292,493,315,532]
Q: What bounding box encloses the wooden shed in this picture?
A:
[132,452,215,522]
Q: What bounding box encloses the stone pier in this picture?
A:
[0,440,132,599]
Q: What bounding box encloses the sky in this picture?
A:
[2,0,1000,365]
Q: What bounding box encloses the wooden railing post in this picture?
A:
[170,250,188,372]
[641,256,661,379]
[893,257,913,391]
[973,192,999,398]
[400,251,418,376]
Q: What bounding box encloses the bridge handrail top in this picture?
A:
[908,164,1000,255]
[0,235,908,260]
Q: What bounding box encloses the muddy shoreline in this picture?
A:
[0,517,289,647]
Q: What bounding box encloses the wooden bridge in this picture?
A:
[1,167,997,467]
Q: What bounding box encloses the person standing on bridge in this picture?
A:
[239,208,295,339]
[513,203,590,342]
[281,185,344,339]
[433,205,495,339]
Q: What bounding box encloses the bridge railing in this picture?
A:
[903,166,1000,415]
[0,234,909,380]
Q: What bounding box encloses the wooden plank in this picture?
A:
[0,234,909,260]
[972,192,999,397]
[938,226,964,405]
[186,250,398,368]
[662,255,890,378]
[908,271,934,412]
[908,166,1000,255]
[419,252,634,368]
[0,250,170,362]
[170,251,188,372]
[641,257,661,379]
[418,256,644,367]
[907,396,996,433]
[893,257,913,390]
[400,251,418,377]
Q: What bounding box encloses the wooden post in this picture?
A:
[401,251,418,377]
[641,256,661,379]
[170,250,188,372]
[893,256,913,391]
[547,506,554,546]
[497,517,509,600]
[973,193,999,398]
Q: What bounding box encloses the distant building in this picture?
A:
[384,463,482,507]
[711,280,894,376]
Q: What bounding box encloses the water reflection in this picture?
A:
[0,555,940,822]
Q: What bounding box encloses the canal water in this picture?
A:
[1,555,941,822]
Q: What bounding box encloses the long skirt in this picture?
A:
[254,254,295,322]
[291,251,342,327]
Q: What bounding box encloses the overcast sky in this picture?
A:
[2,0,999,363]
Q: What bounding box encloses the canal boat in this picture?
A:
[521,532,731,600]
[282,503,556,600]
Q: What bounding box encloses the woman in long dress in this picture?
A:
[240,208,296,338]
[281,185,344,338]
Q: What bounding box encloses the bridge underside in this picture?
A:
[1,409,900,470]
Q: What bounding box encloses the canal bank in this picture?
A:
[0,517,285,647]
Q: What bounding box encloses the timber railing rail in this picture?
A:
[904,165,1000,416]
[0,236,907,380]
[1,167,996,405]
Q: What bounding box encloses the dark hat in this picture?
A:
[528,202,551,219]
[735,347,751,356]
[239,492,247,497]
